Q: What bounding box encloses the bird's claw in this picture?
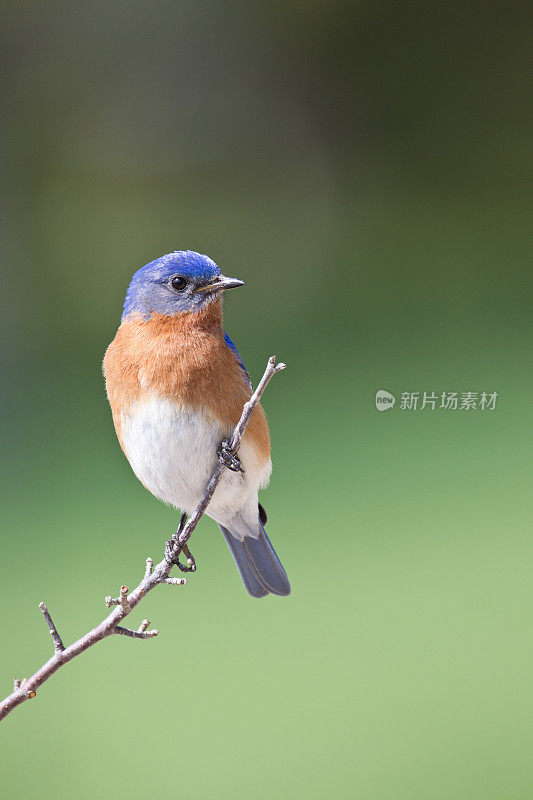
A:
[217,439,244,473]
[164,538,197,572]
[164,538,176,563]
[177,542,197,572]
[164,514,197,572]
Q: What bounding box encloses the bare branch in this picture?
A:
[0,355,285,723]
[115,625,158,639]
[39,603,65,653]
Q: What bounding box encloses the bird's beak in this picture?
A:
[193,275,246,293]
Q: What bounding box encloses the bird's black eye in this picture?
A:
[171,276,187,292]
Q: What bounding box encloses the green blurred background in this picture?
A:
[2,1,533,797]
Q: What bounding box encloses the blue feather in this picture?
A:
[224,331,252,389]
[122,250,220,320]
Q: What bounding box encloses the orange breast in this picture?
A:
[103,301,271,463]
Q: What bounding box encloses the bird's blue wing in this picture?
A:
[224,331,253,390]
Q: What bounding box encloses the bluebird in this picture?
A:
[103,251,290,597]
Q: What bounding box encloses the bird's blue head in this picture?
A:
[121,251,245,322]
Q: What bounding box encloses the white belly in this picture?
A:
[120,395,271,537]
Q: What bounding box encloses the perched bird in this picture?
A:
[103,250,290,597]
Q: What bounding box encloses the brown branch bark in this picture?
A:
[0,355,285,723]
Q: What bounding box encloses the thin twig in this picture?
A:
[38,603,65,653]
[0,355,285,723]
[115,625,158,639]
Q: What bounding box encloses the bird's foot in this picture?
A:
[164,537,197,573]
[164,513,197,572]
[177,542,197,573]
[217,439,244,473]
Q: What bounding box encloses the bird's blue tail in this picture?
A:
[219,518,291,598]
